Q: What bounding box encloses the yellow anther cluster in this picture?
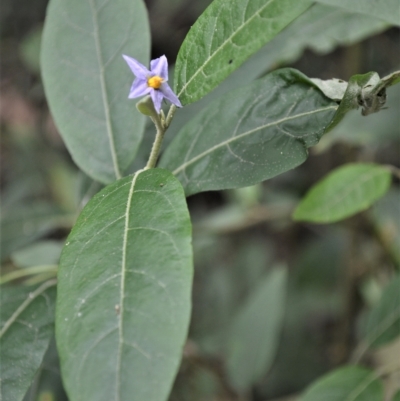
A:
[147,76,163,89]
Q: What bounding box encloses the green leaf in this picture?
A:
[392,390,400,401]
[316,0,400,26]
[167,3,388,144]
[56,168,193,401]
[226,267,287,391]
[0,202,71,262]
[41,0,150,184]
[161,68,337,196]
[11,240,63,268]
[364,275,400,348]
[300,366,383,401]
[174,0,312,105]
[293,163,392,223]
[0,280,57,401]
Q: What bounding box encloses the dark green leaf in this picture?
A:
[364,275,400,348]
[41,0,150,183]
[392,390,400,401]
[226,267,287,391]
[293,163,392,223]
[316,0,400,26]
[56,168,193,401]
[371,189,400,266]
[161,69,337,196]
[0,280,57,401]
[167,3,388,145]
[0,202,71,262]
[300,366,384,401]
[174,0,312,105]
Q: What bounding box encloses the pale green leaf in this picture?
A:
[0,280,57,401]
[316,0,400,26]
[293,163,392,223]
[161,69,337,196]
[56,168,193,401]
[226,267,287,391]
[300,366,383,401]
[174,0,312,105]
[11,241,63,268]
[41,0,150,183]
[364,275,400,348]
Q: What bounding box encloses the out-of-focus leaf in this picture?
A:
[392,390,400,401]
[364,275,400,348]
[161,69,337,196]
[0,280,57,401]
[23,338,68,401]
[293,163,392,223]
[174,0,312,105]
[0,202,72,262]
[371,189,400,266]
[226,267,287,391]
[41,0,150,183]
[56,169,193,401]
[11,241,63,268]
[19,27,42,74]
[316,0,400,26]
[300,366,384,401]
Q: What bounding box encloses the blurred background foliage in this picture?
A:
[1,0,399,400]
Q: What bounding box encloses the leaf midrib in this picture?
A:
[172,105,337,175]
[88,0,121,180]
[177,0,274,97]
[115,169,143,399]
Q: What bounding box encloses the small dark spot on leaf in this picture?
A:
[228,59,233,64]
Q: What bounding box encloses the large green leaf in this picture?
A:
[0,280,57,401]
[316,0,400,26]
[161,68,337,196]
[226,267,287,391]
[56,168,193,401]
[174,0,312,105]
[300,366,383,401]
[364,275,400,348]
[41,0,150,184]
[293,163,392,223]
[166,3,388,147]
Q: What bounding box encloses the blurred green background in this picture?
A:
[1,0,399,400]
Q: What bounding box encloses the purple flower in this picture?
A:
[122,54,182,114]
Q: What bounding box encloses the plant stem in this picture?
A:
[0,265,58,285]
[145,104,177,169]
[146,115,166,169]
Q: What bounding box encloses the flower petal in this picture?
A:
[128,78,151,99]
[150,89,164,113]
[150,55,168,80]
[159,83,182,108]
[122,54,149,79]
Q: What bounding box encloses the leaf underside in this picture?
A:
[41,0,150,184]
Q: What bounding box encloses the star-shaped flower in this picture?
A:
[122,54,182,114]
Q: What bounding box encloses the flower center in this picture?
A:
[147,76,163,89]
